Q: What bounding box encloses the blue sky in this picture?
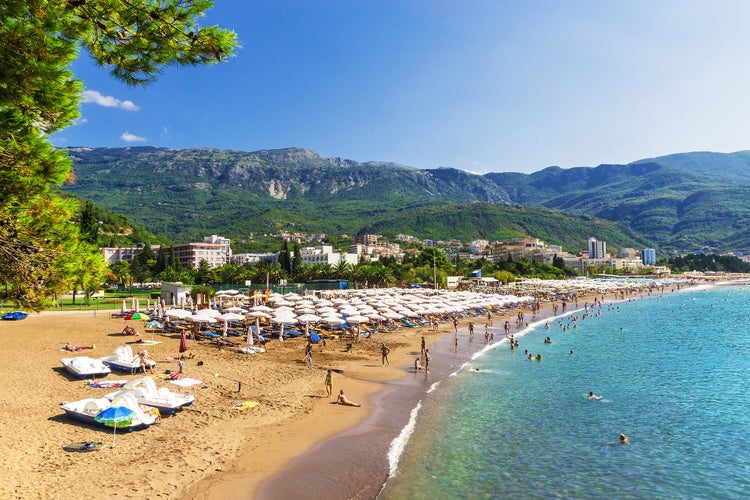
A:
[51,0,750,173]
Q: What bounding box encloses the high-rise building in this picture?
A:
[588,237,607,259]
[641,248,657,266]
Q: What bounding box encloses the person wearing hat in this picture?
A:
[134,349,155,374]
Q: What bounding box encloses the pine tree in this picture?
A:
[0,1,237,309]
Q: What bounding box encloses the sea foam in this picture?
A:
[386,400,422,479]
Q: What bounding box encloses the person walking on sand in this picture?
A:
[421,336,426,355]
[324,369,333,398]
[381,343,391,366]
[304,341,313,368]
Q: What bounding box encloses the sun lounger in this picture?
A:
[214,337,240,348]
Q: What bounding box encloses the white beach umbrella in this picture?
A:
[245,311,271,345]
[295,307,317,315]
[382,310,404,320]
[297,313,322,337]
[320,315,346,326]
[271,311,297,341]
[188,315,216,323]
[345,315,370,324]
[216,312,245,322]
[165,308,192,319]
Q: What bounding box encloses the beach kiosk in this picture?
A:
[160,282,192,307]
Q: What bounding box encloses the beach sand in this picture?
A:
[0,308,442,499]
[0,283,685,499]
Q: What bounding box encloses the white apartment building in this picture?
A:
[299,245,358,266]
[470,239,489,255]
[588,238,608,259]
[171,242,226,269]
[230,253,279,265]
[101,235,231,269]
[204,235,232,262]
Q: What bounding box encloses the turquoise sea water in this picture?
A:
[380,285,750,499]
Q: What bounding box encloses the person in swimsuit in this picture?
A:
[324,369,332,398]
[134,350,155,374]
[336,390,360,407]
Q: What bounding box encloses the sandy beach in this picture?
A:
[0,305,443,499]
[0,281,692,499]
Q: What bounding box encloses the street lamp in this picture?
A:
[433,252,437,290]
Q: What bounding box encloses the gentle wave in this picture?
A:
[386,400,422,479]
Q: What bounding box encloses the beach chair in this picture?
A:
[214,337,240,348]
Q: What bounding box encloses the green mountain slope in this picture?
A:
[485,161,749,252]
[62,147,509,242]
[632,150,750,182]
[60,146,750,254]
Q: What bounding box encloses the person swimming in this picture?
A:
[588,391,602,400]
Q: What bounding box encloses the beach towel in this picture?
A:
[170,377,203,387]
[234,400,259,410]
[87,380,128,389]
[62,441,105,453]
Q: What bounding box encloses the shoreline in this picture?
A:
[0,280,704,499]
[243,282,707,499]
[211,295,585,499]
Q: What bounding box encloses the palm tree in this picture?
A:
[372,266,395,287]
[320,263,335,279]
[334,261,351,280]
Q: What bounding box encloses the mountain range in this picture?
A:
[60,146,750,255]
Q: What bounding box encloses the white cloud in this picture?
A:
[82,90,139,111]
[121,131,147,143]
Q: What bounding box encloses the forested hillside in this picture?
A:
[60,146,750,253]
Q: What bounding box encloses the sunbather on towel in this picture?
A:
[64,342,94,351]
